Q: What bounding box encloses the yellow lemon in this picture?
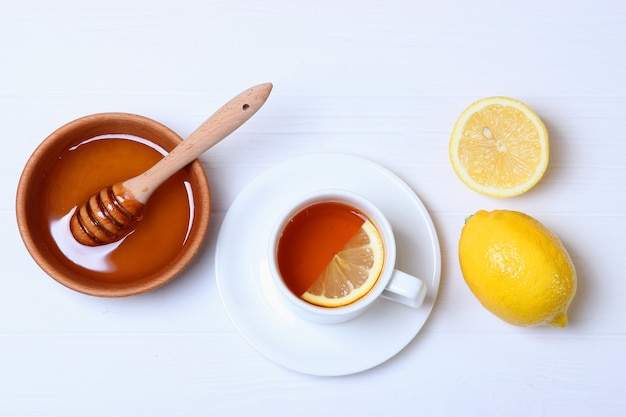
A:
[459,210,576,327]
[449,96,549,198]
[302,220,384,307]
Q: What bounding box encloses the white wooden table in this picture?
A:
[2,1,625,415]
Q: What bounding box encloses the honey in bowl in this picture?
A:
[44,134,193,281]
[16,113,210,296]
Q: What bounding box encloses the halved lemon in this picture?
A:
[449,96,549,198]
[302,219,384,307]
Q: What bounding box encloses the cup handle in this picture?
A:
[382,270,427,308]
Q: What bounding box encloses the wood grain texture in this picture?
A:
[2,0,626,416]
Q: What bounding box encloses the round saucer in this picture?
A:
[215,153,441,376]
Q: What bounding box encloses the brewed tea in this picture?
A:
[276,201,376,298]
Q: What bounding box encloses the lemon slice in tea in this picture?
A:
[302,220,384,307]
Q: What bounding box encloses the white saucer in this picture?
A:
[215,153,441,376]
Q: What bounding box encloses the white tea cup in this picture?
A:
[268,190,427,324]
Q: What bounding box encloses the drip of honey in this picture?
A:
[39,134,196,283]
[276,202,366,296]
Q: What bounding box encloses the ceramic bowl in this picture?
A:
[16,113,211,297]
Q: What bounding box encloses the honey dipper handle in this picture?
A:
[124,82,273,203]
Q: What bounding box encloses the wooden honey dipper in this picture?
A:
[70,82,273,246]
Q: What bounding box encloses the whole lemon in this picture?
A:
[459,210,577,327]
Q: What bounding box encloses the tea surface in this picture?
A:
[276,202,367,296]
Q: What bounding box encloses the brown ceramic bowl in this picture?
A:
[16,113,211,297]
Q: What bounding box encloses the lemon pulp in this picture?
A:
[449,96,549,198]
